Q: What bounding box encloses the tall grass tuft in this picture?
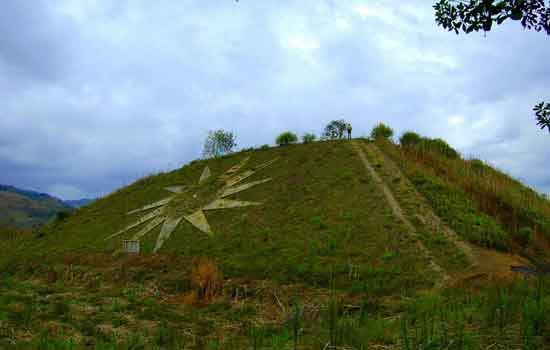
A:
[183,258,223,306]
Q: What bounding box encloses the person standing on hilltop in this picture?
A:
[346,123,352,140]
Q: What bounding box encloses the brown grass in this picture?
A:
[377,139,550,246]
[183,258,223,306]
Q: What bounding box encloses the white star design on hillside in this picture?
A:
[106,157,277,252]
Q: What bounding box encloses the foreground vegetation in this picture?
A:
[1,126,549,348]
[1,260,550,349]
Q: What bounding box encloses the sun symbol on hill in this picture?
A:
[106,157,277,252]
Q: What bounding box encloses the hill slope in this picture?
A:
[0,184,71,228]
[64,198,94,208]
[25,140,445,289]
[1,138,549,349]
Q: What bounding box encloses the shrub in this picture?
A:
[184,258,223,306]
[469,158,486,171]
[399,131,422,147]
[399,131,460,159]
[421,138,460,159]
[514,227,533,246]
[276,131,298,146]
[55,211,72,222]
[302,133,316,143]
[371,123,394,140]
[409,172,508,250]
[260,144,270,150]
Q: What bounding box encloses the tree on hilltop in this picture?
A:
[302,133,317,143]
[203,129,237,158]
[276,131,298,146]
[371,123,394,140]
[323,119,348,139]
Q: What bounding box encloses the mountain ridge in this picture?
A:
[0,184,93,227]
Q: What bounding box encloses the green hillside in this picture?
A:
[1,136,550,349]
[0,185,70,228]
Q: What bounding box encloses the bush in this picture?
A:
[184,258,223,306]
[260,144,270,150]
[399,131,422,147]
[276,131,298,146]
[371,123,394,140]
[421,138,460,159]
[399,131,460,159]
[409,172,508,250]
[469,158,488,174]
[514,227,533,246]
[52,211,72,226]
[302,133,316,143]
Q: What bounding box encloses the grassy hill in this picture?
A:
[0,185,71,228]
[1,136,550,349]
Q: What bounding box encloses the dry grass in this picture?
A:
[377,138,550,250]
[183,258,223,306]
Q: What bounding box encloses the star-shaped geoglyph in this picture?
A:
[106,157,277,252]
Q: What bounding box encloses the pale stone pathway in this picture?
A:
[351,141,450,287]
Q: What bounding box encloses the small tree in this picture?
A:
[323,120,348,139]
[399,131,422,147]
[371,123,394,140]
[302,133,316,143]
[202,129,237,158]
[276,131,298,146]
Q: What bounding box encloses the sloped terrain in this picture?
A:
[1,138,549,349]
[0,185,70,228]
[375,138,550,255]
[15,141,439,290]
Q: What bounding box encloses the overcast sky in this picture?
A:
[0,0,548,200]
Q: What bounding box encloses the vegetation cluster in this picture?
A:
[373,128,550,252]
[2,121,550,348]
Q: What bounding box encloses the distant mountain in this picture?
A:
[0,184,71,228]
[64,198,94,208]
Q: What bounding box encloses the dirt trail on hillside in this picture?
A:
[365,143,477,265]
[361,141,527,286]
[351,141,450,288]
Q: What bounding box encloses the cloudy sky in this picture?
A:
[0,0,548,200]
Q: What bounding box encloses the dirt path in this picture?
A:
[362,141,527,286]
[351,141,450,287]
[366,143,477,265]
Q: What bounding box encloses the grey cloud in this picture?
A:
[0,0,548,199]
[0,0,78,82]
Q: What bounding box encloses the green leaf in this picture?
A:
[510,8,523,20]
